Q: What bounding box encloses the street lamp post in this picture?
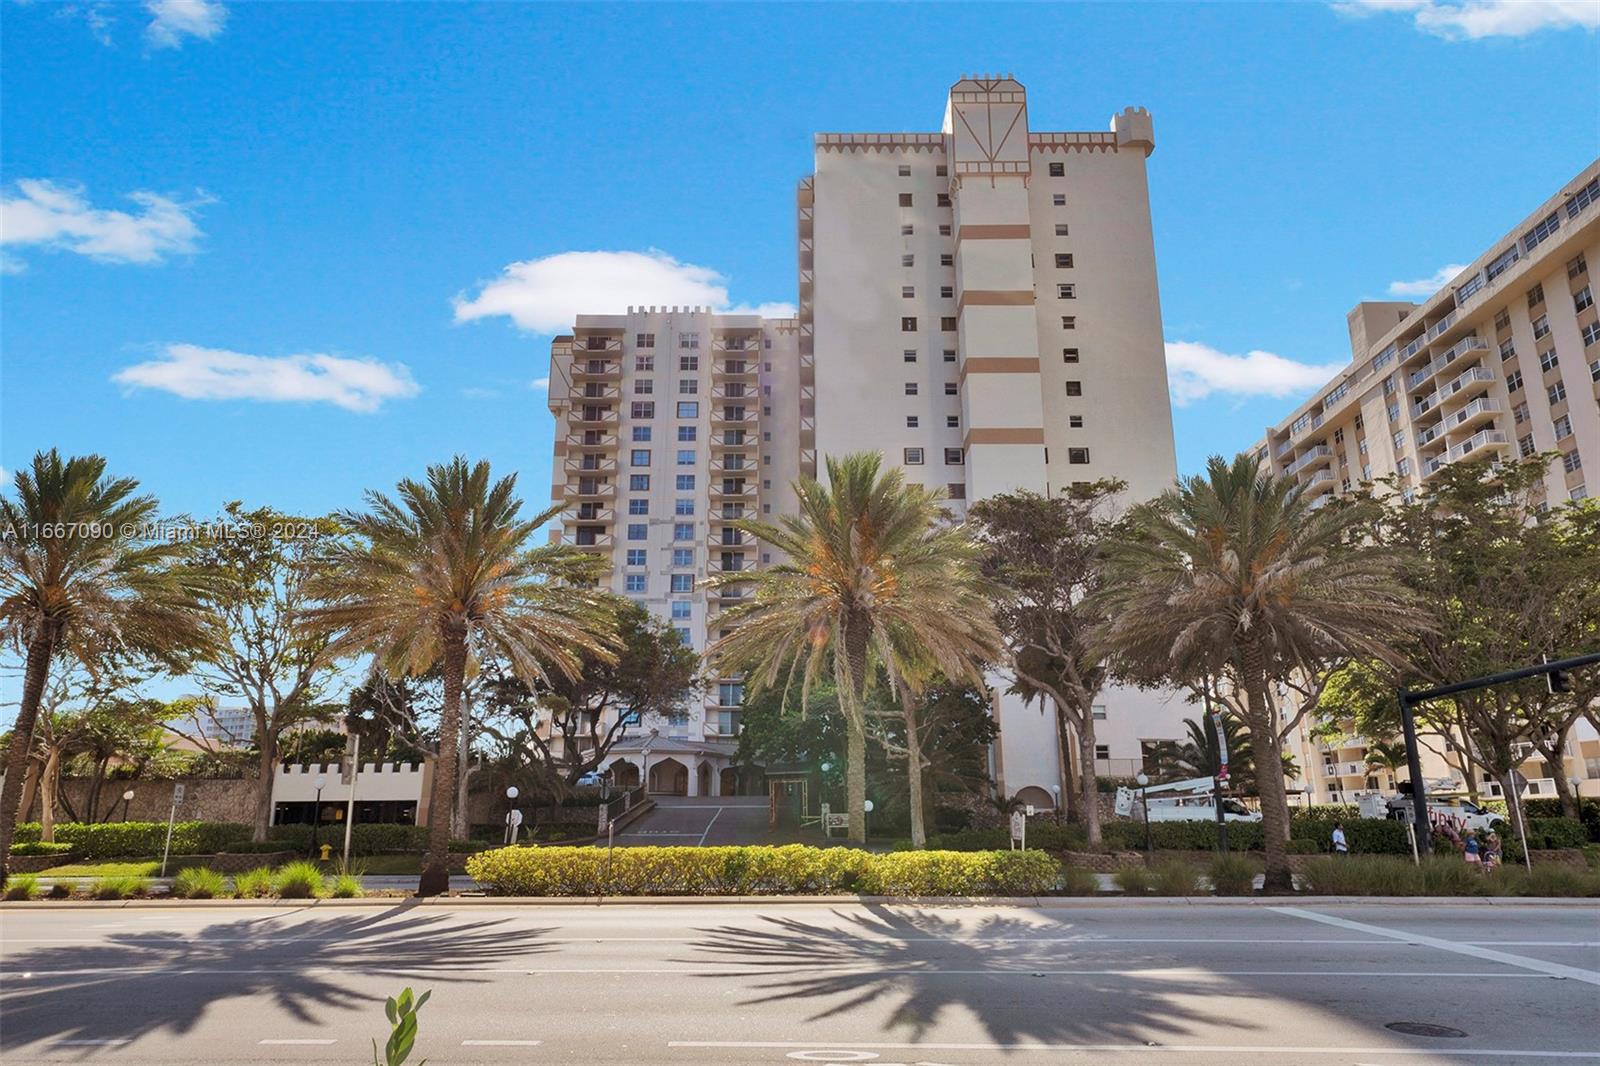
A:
[1135,772,1152,853]
[504,785,520,845]
[120,789,135,822]
[312,775,326,858]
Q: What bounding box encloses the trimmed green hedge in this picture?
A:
[915,824,1086,853]
[1301,854,1600,897]
[10,822,251,859]
[1100,816,1423,855]
[465,845,1062,897]
[267,823,430,854]
[9,842,74,857]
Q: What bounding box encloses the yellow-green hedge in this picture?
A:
[465,844,1061,897]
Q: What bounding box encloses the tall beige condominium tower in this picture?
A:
[546,310,801,796]
[1257,159,1600,512]
[801,75,1184,807]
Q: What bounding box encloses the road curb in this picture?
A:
[4,894,1595,909]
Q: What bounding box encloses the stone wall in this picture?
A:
[32,777,258,825]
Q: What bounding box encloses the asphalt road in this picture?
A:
[613,795,781,846]
[2,901,1597,1065]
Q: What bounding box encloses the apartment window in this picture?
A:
[898,193,913,207]
[633,379,653,395]
[673,522,693,540]
[938,224,951,236]
[1528,283,1544,308]
[635,355,654,371]
[943,349,957,363]
[906,415,919,428]
[1532,314,1550,340]
[1061,316,1076,329]
[1493,308,1511,331]
[904,381,920,397]
[941,316,957,331]
[1571,176,1600,217]
[1057,283,1076,299]
[940,285,954,298]
[636,333,655,348]
[1522,210,1560,253]
[670,548,693,568]
[680,334,700,349]
[1506,370,1524,392]
[1396,458,1412,476]
[945,448,964,465]
[1069,415,1084,428]
[902,286,915,299]
[903,349,918,363]
[1519,434,1536,458]
[1540,348,1560,373]
[1068,448,1091,464]
[627,523,647,541]
[679,354,699,371]
[670,601,692,621]
[1094,744,1110,760]
[674,499,695,516]
[676,449,695,465]
[624,574,646,593]
[1054,223,1069,236]
[632,426,652,442]
[936,164,948,176]
[901,224,914,236]
[1047,161,1065,177]
[677,426,697,441]
[904,447,925,465]
[1514,402,1530,424]
[1592,359,1600,383]
[670,574,693,593]
[1553,414,1573,440]
[584,336,610,351]
[1576,286,1594,312]
[943,382,958,395]
[1584,322,1600,347]
[947,483,966,500]
[1393,431,1405,451]
[1052,193,1066,206]
[936,193,951,207]
[626,549,647,566]
[1564,450,1583,473]
[1571,485,1589,501]
[1387,403,1400,422]
[1065,380,1083,397]
[675,474,695,491]
[902,316,917,331]
[1455,272,1485,303]
[632,402,655,419]
[946,415,959,428]
[1500,339,1516,361]
[630,449,650,466]
[676,401,698,418]
[897,164,911,177]
[1486,248,1520,282]
[1055,253,1074,269]
[1548,381,1567,405]
[940,253,953,266]
[1062,347,1080,363]
[1570,253,1589,279]
[629,474,650,491]
[678,379,699,395]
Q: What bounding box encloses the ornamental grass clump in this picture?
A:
[1112,866,1153,895]
[232,866,275,899]
[273,861,328,899]
[91,875,150,900]
[172,867,228,900]
[1149,860,1201,896]
[1207,853,1255,896]
[330,873,365,898]
[2,874,40,900]
[1059,864,1100,896]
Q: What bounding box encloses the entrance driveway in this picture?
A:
[613,795,775,846]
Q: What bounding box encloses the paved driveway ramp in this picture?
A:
[611,795,782,847]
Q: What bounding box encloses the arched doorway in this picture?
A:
[719,767,739,796]
[649,757,688,796]
[697,763,712,797]
[1014,785,1055,811]
[609,760,640,789]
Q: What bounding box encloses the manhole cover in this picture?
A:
[1385,1022,1468,1038]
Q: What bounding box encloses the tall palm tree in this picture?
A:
[304,457,618,896]
[706,452,1001,844]
[1096,453,1427,891]
[1364,737,1409,785]
[0,450,212,884]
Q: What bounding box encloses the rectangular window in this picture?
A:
[1094,744,1110,760]
[670,600,692,620]
[636,333,655,348]
[1048,161,1065,177]
[946,415,959,428]
[1068,415,1084,428]
[1570,253,1589,278]
[898,192,913,207]
[901,254,914,268]
[1057,283,1076,299]
[940,253,953,266]
[1514,402,1530,424]
[1576,286,1594,312]
[1584,323,1600,347]
[901,317,917,331]
[1533,314,1550,340]
[902,285,915,298]
[675,499,695,516]
[940,285,954,298]
[1500,339,1516,361]
[943,382,957,395]
[673,522,693,541]
[627,523,647,541]
[938,224,951,236]
[634,379,653,394]
[897,164,911,177]
[943,349,957,363]
[905,382,918,396]
[1549,381,1567,405]
[944,448,964,465]
[1519,434,1536,458]
[635,355,654,372]
[906,415,919,428]
[1052,193,1066,206]
[670,574,693,593]
[1506,370,1524,392]
[1068,448,1091,464]
[1055,253,1073,268]
[677,425,697,442]
[630,449,650,466]
[672,548,693,567]
[936,164,948,177]
[1061,316,1076,329]
[1065,380,1083,397]
[624,574,646,593]
[679,334,700,349]
[904,447,924,465]
[1493,309,1511,331]
[901,224,914,236]
[626,549,647,566]
[903,349,918,363]
[675,474,695,491]
[1540,348,1560,373]
[1565,450,1583,473]
[1485,247,1519,282]
[629,474,649,491]
[1528,283,1545,308]
[628,499,648,516]
[631,402,655,419]
[1063,347,1079,362]
[676,449,694,465]
[678,379,698,394]
[632,426,651,442]
[1554,415,1573,440]
[676,401,698,418]
[940,316,957,331]
[1522,210,1560,253]
[1054,223,1069,236]
[936,192,951,207]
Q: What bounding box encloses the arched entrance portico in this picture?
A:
[697,763,712,798]
[648,757,689,796]
[719,767,739,796]
[608,759,640,790]
[1014,785,1055,811]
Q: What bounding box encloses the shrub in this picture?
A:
[329,873,364,899]
[48,882,72,899]
[465,845,1058,897]
[1207,853,1255,896]
[1501,864,1600,898]
[1059,864,1100,896]
[9,842,74,857]
[9,821,251,859]
[232,866,275,899]
[172,867,228,900]
[1522,818,1589,851]
[1149,860,1201,896]
[221,840,303,855]
[267,823,432,855]
[273,861,328,899]
[1112,866,1152,895]
[92,875,150,900]
[3,874,40,901]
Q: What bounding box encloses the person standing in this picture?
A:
[1331,822,1349,856]
[1463,830,1481,868]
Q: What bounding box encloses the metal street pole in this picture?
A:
[1135,772,1152,852]
[1397,687,1432,857]
[1206,689,1230,854]
[342,732,360,868]
[312,776,325,859]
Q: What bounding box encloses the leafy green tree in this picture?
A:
[0,450,211,884]
[305,457,618,896]
[707,452,1001,845]
[868,678,999,836]
[969,481,1124,843]
[1096,454,1427,890]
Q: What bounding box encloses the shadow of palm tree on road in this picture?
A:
[0,903,552,1055]
[687,906,1255,1046]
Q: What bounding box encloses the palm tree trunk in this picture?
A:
[1244,646,1292,891]
[39,748,61,843]
[900,686,926,850]
[419,622,467,897]
[0,631,57,886]
[1056,709,1076,826]
[842,620,870,844]
[1077,714,1102,847]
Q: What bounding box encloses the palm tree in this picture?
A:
[304,457,618,896]
[1364,737,1409,786]
[1096,453,1427,891]
[0,450,212,884]
[706,452,1001,845]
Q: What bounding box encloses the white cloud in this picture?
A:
[0,179,207,267]
[1165,341,1345,406]
[1333,0,1599,39]
[145,0,226,48]
[453,249,796,333]
[529,377,550,391]
[1387,263,1468,297]
[113,344,420,413]
[460,386,501,400]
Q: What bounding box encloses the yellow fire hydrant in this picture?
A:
[319,843,332,861]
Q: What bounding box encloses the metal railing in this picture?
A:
[596,785,648,833]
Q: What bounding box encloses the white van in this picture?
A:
[1146,796,1262,823]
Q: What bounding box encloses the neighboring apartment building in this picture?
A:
[545,311,802,796]
[1261,159,1600,803]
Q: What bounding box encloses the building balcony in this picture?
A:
[570,359,622,383]
[1406,336,1489,390]
[1447,427,1509,464]
[712,361,759,383]
[710,528,758,549]
[711,385,756,402]
[1299,468,1337,495]
[1415,419,1445,448]
[1442,397,1501,437]
[563,456,618,477]
[575,385,622,403]
[561,533,614,552]
[712,336,758,354]
[564,432,619,453]
[706,584,754,606]
[1434,367,1496,411]
[566,481,617,500]
[562,506,613,525]
[1285,444,1334,476]
[711,408,759,427]
[709,508,751,527]
[571,407,619,427]
[576,336,622,354]
[710,432,754,452]
[709,482,758,501]
[709,458,756,476]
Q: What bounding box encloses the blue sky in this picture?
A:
[3,0,1598,525]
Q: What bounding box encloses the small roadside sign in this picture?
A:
[172,783,186,805]
[1113,786,1134,817]
[1009,809,1027,849]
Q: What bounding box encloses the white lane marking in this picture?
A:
[1271,906,1600,987]
[462,1040,543,1046]
[6,965,1561,978]
[670,1042,1600,1059]
[259,1038,336,1045]
[697,807,726,846]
